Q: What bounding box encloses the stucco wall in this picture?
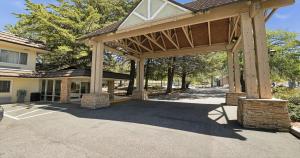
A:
[0,41,38,72]
[0,78,40,103]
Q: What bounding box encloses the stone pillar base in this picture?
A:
[81,93,110,109]
[226,92,246,106]
[132,90,148,100]
[238,98,291,131]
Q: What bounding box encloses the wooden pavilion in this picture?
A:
[79,0,295,130]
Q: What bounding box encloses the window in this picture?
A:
[0,81,11,93]
[0,49,28,65]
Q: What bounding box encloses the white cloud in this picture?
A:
[274,13,290,19]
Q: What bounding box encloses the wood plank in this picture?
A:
[253,9,272,99]
[241,12,259,99]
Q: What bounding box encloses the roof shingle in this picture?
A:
[0,32,46,50]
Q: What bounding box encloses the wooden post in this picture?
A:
[240,12,259,99]
[89,41,104,94]
[135,59,140,91]
[139,58,145,91]
[253,9,272,99]
[228,51,235,92]
[108,80,115,100]
[233,50,242,92]
[90,44,97,93]
[95,42,104,94]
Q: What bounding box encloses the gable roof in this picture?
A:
[0,32,46,50]
[79,0,243,40]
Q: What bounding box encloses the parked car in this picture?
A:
[0,106,3,122]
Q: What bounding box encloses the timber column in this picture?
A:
[133,58,148,100]
[226,50,246,106]
[238,9,290,131]
[81,41,110,109]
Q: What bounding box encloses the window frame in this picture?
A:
[0,49,28,65]
[0,80,12,94]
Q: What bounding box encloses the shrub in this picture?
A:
[273,87,300,122]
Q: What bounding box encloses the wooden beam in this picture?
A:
[162,30,180,49]
[229,16,240,44]
[232,35,242,53]
[144,34,166,51]
[104,45,139,60]
[142,43,231,59]
[182,26,194,48]
[127,37,153,52]
[261,0,295,9]
[253,9,272,99]
[208,22,212,45]
[94,1,251,42]
[116,40,141,55]
[241,12,259,99]
[265,8,277,22]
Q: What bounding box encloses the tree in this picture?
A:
[127,60,136,96]
[166,57,176,94]
[267,30,300,86]
[6,0,138,70]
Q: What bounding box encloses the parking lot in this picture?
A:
[1,87,300,158]
[3,103,67,120]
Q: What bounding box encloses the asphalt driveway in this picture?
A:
[0,89,299,158]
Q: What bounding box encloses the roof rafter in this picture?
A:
[161,30,180,49]
[144,34,166,51]
[182,26,194,48]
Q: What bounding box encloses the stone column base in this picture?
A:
[81,93,110,109]
[226,92,246,106]
[238,98,291,131]
[132,90,148,100]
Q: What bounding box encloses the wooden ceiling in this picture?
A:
[105,16,241,59]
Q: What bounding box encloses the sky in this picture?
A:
[0,0,299,38]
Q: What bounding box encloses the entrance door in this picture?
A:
[70,82,81,102]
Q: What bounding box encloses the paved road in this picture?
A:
[0,88,299,158]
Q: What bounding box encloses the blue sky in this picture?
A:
[0,0,299,38]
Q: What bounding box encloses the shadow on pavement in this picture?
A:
[46,100,247,141]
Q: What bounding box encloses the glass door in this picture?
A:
[70,82,81,102]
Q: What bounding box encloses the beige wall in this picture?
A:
[0,41,41,72]
[0,77,40,103]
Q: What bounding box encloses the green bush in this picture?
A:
[273,87,300,122]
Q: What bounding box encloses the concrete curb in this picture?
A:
[290,126,300,138]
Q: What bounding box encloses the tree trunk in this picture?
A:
[127,60,136,96]
[144,59,151,90]
[161,80,163,87]
[181,70,187,90]
[211,76,214,88]
[166,57,176,94]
